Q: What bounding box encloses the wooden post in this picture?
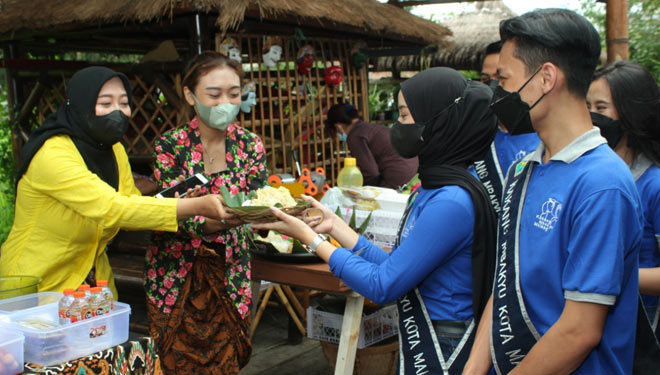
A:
[606,0,629,62]
[334,292,365,375]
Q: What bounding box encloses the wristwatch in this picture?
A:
[305,234,327,254]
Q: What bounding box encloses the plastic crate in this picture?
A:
[0,328,23,375]
[0,292,130,366]
[306,304,399,349]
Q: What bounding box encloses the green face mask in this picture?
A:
[192,95,240,131]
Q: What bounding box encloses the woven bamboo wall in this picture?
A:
[227,34,369,184]
[30,35,368,184]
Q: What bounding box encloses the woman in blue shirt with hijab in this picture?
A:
[254,67,498,374]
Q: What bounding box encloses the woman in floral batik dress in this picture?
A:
[144,51,267,375]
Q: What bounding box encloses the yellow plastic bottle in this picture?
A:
[337,157,363,187]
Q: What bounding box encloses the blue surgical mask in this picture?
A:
[193,95,240,131]
[339,132,348,142]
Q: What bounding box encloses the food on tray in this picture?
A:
[220,184,310,223]
[248,186,297,208]
[339,187,381,210]
[256,231,293,253]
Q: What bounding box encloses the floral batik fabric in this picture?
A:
[145,117,267,318]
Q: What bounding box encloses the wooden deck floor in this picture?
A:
[240,307,333,375]
[127,295,333,374]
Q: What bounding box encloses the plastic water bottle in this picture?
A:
[69,291,88,323]
[96,280,114,313]
[58,289,75,325]
[89,287,105,317]
[337,157,363,187]
[77,284,91,297]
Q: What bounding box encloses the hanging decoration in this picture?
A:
[262,36,283,68]
[217,37,242,63]
[351,41,369,69]
[324,65,344,86]
[240,82,257,113]
[296,44,315,75]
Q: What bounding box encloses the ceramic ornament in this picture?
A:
[262,36,283,68]
[296,44,315,75]
[218,37,242,63]
[240,81,257,113]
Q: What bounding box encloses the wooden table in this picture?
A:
[251,256,365,375]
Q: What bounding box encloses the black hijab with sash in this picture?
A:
[400,67,498,323]
[16,67,132,190]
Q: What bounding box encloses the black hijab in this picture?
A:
[400,67,498,323]
[16,67,132,190]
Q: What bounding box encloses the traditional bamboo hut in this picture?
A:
[0,0,451,183]
[375,1,515,72]
[0,1,452,331]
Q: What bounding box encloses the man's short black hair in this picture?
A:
[500,8,601,98]
[485,40,503,57]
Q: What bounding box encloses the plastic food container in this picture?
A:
[0,276,42,300]
[0,292,130,366]
[0,328,24,375]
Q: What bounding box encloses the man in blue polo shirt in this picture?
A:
[464,9,643,375]
[473,41,539,213]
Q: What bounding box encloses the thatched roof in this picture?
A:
[0,0,451,47]
[375,1,515,71]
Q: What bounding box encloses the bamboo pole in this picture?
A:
[274,285,306,335]
[275,48,287,174]
[261,37,279,174]
[282,285,306,319]
[283,41,297,177]
[250,286,274,338]
[606,0,629,62]
[291,44,305,175]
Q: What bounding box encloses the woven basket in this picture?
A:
[320,338,399,375]
[224,201,310,223]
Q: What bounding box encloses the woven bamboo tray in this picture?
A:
[224,201,311,223]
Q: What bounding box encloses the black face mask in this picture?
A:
[390,121,425,158]
[590,112,623,148]
[88,110,129,146]
[489,67,545,135]
[484,79,499,93]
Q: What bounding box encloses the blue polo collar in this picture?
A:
[529,128,606,164]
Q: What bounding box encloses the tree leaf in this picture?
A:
[357,212,373,235]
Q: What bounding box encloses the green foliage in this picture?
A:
[219,185,255,208]
[458,70,479,80]
[334,206,372,234]
[0,84,16,246]
[368,84,397,119]
[582,0,660,83]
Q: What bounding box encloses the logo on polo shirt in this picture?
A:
[515,150,528,161]
[514,161,528,177]
[534,197,563,232]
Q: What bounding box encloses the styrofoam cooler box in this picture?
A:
[322,187,409,248]
[331,205,405,248]
[0,292,130,366]
[370,186,410,213]
[0,328,23,375]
